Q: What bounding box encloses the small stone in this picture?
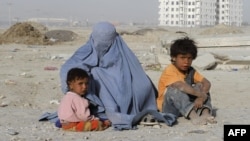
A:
[6,129,19,135]
[0,102,8,107]
[0,95,6,99]
[23,102,32,107]
[4,79,17,85]
[50,100,60,105]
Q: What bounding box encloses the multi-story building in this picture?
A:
[158,0,243,27]
[216,0,243,26]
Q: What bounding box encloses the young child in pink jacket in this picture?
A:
[58,68,110,131]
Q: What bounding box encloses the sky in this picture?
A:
[0,0,249,24]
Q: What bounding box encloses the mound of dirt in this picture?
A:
[26,21,48,34]
[45,30,78,42]
[0,22,78,45]
[199,24,243,35]
[119,27,168,36]
[0,22,51,45]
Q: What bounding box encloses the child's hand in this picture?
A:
[194,97,203,109]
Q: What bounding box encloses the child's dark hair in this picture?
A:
[66,68,89,86]
[170,37,197,62]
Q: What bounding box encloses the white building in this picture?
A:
[158,0,243,27]
[216,0,243,26]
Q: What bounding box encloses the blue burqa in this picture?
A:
[60,22,176,130]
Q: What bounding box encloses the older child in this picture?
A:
[58,68,110,131]
[157,37,217,125]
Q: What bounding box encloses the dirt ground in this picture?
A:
[0,23,250,141]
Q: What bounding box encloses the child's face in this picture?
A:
[68,78,88,96]
[173,53,193,72]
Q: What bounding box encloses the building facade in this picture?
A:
[216,0,243,26]
[158,0,243,27]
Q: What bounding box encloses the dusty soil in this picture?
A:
[0,23,250,141]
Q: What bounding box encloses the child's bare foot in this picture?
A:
[204,116,217,124]
[200,108,217,124]
[189,110,207,125]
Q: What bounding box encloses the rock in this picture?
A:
[193,53,217,70]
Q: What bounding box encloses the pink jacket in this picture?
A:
[58,92,94,123]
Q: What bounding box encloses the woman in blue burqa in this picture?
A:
[60,21,176,130]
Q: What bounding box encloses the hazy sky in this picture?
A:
[0,0,249,24]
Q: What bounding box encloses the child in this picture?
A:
[157,37,217,125]
[58,68,110,131]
